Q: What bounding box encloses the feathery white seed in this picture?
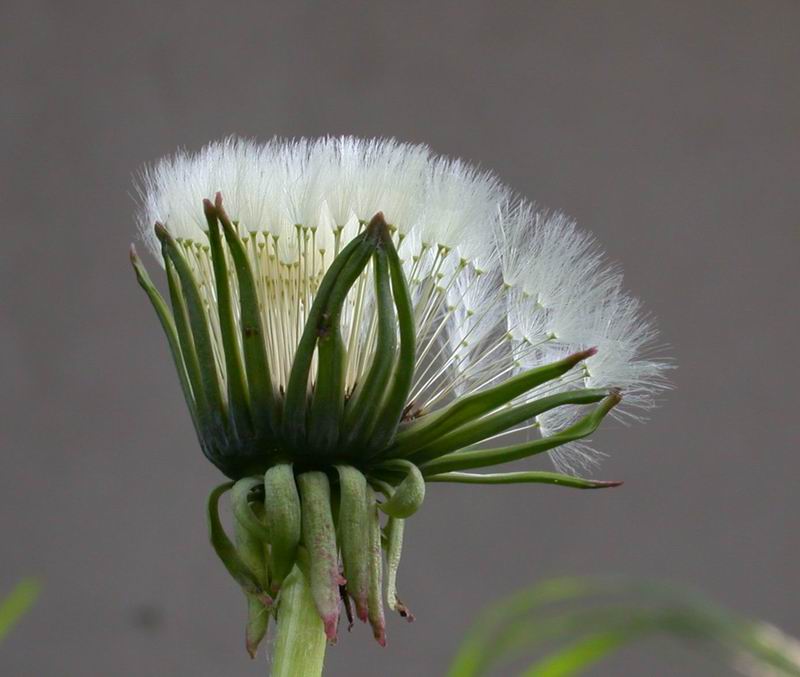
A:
[136,136,669,470]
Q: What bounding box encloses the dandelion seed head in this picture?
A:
[136,135,669,471]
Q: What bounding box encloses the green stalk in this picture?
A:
[270,564,327,677]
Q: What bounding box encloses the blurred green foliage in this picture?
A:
[448,578,800,677]
[0,579,40,643]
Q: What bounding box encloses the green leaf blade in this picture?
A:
[0,579,40,643]
[522,628,645,677]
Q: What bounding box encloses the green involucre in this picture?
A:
[421,393,621,476]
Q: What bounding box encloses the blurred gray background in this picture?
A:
[2,1,798,675]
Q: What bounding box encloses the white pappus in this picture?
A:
[136,135,669,473]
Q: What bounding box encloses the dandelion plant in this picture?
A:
[130,137,668,675]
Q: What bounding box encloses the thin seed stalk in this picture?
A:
[270,565,327,677]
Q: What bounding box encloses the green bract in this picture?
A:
[132,195,623,653]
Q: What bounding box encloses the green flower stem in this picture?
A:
[271,564,327,677]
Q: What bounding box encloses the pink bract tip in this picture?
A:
[323,615,339,642]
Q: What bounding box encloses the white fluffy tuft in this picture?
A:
[136,136,669,472]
